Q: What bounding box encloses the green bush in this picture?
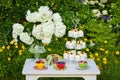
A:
[0,0,120,80]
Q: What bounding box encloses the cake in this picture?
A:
[66,39,86,50]
[65,40,76,49]
[79,51,87,61]
[68,29,84,38]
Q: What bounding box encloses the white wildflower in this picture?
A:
[102,10,108,15]
[100,0,107,3]
[83,0,89,5]
[89,1,96,5]
[92,9,101,17]
[98,3,105,8]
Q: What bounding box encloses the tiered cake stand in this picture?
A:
[63,19,87,62]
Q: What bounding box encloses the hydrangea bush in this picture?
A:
[12,6,66,45]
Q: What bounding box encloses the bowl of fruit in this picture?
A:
[56,61,66,70]
[78,60,88,70]
[36,60,45,69]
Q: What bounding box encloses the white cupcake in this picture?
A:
[66,41,74,49]
[78,30,84,37]
[68,31,73,37]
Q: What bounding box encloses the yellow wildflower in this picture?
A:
[2,46,5,49]
[100,48,105,51]
[103,60,107,64]
[103,57,107,61]
[86,48,89,52]
[64,38,68,41]
[96,58,100,61]
[105,50,109,54]
[19,52,22,56]
[80,26,83,29]
[100,48,102,50]
[115,51,119,55]
[8,57,11,61]
[15,45,18,48]
[43,43,48,46]
[84,38,88,41]
[14,42,18,46]
[55,38,58,41]
[19,50,22,53]
[95,52,99,57]
[89,54,94,59]
[89,39,92,43]
[7,45,10,50]
[104,40,107,44]
[47,48,52,51]
[51,2,54,6]
[10,40,14,44]
[0,48,3,52]
[21,45,26,50]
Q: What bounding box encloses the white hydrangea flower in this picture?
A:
[55,22,66,37]
[102,10,108,15]
[20,32,34,45]
[42,37,51,44]
[52,13,62,23]
[26,10,41,23]
[32,24,44,40]
[92,9,101,17]
[38,6,53,22]
[12,23,24,40]
[42,21,55,37]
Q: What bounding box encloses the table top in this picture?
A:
[22,59,100,75]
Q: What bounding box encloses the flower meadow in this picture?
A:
[0,0,120,80]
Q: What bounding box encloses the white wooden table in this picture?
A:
[22,59,100,80]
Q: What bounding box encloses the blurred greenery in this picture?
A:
[0,0,120,80]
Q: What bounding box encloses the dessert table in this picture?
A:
[22,59,100,80]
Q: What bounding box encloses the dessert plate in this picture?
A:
[34,66,48,70]
[53,65,66,70]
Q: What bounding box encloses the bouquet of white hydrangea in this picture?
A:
[12,6,66,56]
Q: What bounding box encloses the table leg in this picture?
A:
[26,75,39,80]
[83,75,96,80]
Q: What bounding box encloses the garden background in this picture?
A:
[0,0,120,80]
